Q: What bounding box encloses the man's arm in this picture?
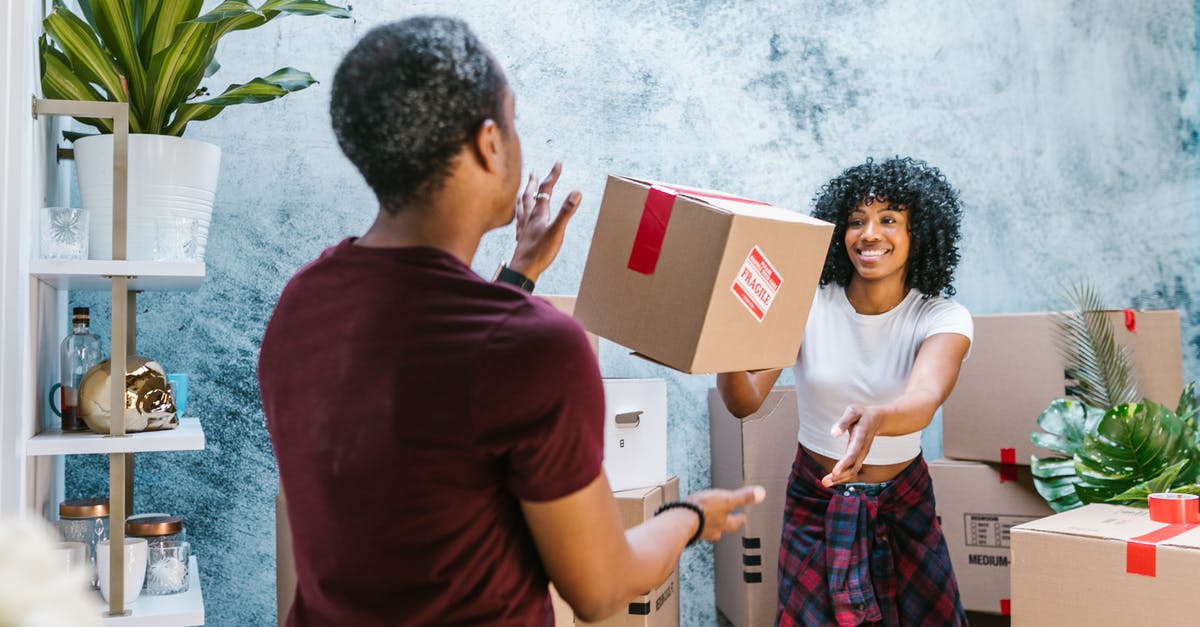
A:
[521,474,764,622]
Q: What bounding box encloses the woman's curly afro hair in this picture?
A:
[811,156,963,297]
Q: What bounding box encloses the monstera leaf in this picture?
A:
[1031,398,1200,512]
[1177,382,1200,434]
[1031,399,1103,512]
[1072,401,1200,505]
[1104,459,1200,506]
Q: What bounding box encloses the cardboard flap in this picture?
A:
[1014,503,1200,548]
[616,175,826,224]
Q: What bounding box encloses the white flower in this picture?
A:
[0,517,101,626]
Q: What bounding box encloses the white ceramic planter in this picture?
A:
[74,134,221,261]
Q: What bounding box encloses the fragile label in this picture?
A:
[730,246,783,322]
[964,514,1040,548]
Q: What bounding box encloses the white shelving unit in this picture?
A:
[26,418,206,456]
[4,6,208,626]
[98,556,205,627]
[17,97,210,624]
[31,260,206,291]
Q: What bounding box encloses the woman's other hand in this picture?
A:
[822,404,886,486]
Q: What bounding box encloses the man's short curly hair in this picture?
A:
[811,157,963,297]
[330,17,506,212]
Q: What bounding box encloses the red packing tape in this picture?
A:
[1000,599,1011,616]
[625,183,773,275]
[627,186,677,275]
[1124,309,1137,332]
[1125,494,1200,577]
[999,448,1018,483]
[1149,492,1200,524]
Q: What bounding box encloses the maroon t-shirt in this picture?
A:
[259,240,604,626]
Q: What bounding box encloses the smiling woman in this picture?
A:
[716,156,973,625]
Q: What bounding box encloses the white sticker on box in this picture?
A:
[730,246,783,322]
[964,513,1040,548]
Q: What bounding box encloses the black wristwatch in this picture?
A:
[495,264,535,293]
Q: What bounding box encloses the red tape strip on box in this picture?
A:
[626,184,772,275]
[999,448,1018,482]
[627,186,677,275]
[1126,493,1200,577]
[1124,309,1137,332]
[1000,599,1011,616]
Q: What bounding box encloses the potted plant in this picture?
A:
[1030,282,1200,512]
[39,0,351,260]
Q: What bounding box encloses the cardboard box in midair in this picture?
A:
[709,387,799,627]
[1011,503,1200,626]
[928,459,1053,616]
[942,310,1184,465]
[575,176,833,374]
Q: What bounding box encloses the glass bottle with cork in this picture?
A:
[57,306,102,431]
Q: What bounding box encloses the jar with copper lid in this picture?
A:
[126,514,189,594]
[57,498,109,587]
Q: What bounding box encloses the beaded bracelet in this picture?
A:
[654,501,705,547]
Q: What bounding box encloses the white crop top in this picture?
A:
[792,284,973,465]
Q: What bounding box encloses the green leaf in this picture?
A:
[143,21,214,133]
[1030,398,1100,457]
[1176,382,1200,431]
[1070,401,1200,502]
[62,130,97,143]
[132,0,161,41]
[43,2,126,102]
[1053,282,1139,409]
[1031,456,1078,479]
[1103,460,1193,506]
[165,67,317,135]
[137,0,204,68]
[40,36,112,133]
[190,1,262,24]
[86,0,148,119]
[1029,467,1085,513]
[259,0,353,19]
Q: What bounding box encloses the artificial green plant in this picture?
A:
[40,0,351,138]
[1030,283,1200,512]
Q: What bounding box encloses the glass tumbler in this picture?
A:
[40,207,89,259]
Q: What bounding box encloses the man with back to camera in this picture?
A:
[258,16,766,626]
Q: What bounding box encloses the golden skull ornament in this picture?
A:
[78,356,178,434]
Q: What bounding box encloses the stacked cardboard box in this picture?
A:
[551,477,682,627]
[1011,503,1200,625]
[708,387,799,627]
[935,309,1184,619]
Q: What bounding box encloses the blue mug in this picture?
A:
[166,373,188,416]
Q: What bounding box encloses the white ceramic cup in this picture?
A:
[97,537,148,606]
[52,541,88,575]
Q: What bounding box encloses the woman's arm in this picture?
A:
[715,368,785,418]
[822,332,970,485]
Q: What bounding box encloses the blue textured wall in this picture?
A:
[67,1,1200,625]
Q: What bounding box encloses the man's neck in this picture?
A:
[355,201,487,267]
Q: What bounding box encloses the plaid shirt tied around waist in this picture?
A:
[777,446,966,627]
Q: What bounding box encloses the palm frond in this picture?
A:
[1053,281,1139,409]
